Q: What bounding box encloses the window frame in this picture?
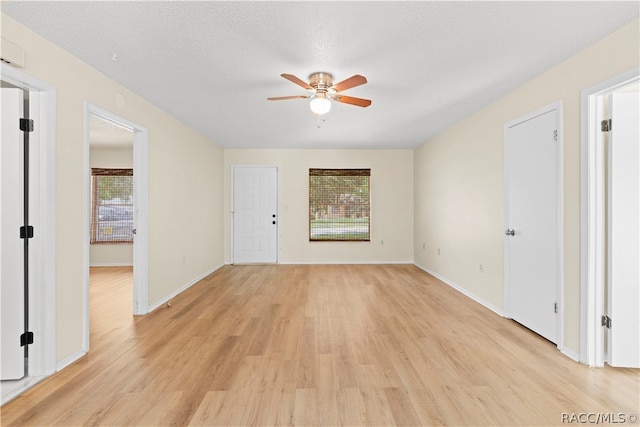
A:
[309,168,371,242]
[90,168,134,245]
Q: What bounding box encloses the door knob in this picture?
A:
[505,229,515,236]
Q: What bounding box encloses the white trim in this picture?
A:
[33,88,57,376]
[82,105,91,353]
[1,375,46,405]
[146,263,224,313]
[561,347,581,363]
[55,349,86,372]
[503,101,564,349]
[414,263,504,317]
[280,260,414,265]
[132,127,149,315]
[83,103,150,356]
[579,67,640,366]
[556,104,566,355]
[0,64,57,388]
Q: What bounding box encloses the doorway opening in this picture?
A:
[580,67,639,367]
[82,103,149,354]
[88,115,135,341]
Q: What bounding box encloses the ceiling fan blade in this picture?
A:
[333,95,372,108]
[332,74,367,92]
[281,74,313,90]
[267,95,310,101]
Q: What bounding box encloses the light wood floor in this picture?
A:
[1,265,638,426]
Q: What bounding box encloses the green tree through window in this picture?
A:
[309,169,370,241]
[90,168,134,244]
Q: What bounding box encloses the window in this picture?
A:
[309,168,370,241]
[91,168,134,244]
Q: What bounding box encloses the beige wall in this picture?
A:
[224,150,414,264]
[89,147,134,266]
[2,15,225,363]
[414,19,640,354]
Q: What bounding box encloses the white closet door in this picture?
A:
[607,93,640,368]
[505,108,559,343]
[1,88,26,380]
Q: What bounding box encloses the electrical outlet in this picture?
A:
[479,264,484,273]
[381,240,384,245]
[422,242,426,250]
[437,248,441,256]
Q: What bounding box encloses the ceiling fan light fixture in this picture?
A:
[309,96,331,115]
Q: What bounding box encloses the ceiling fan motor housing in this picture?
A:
[309,72,334,97]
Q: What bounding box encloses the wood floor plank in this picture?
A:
[1,264,638,426]
[384,386,421,426]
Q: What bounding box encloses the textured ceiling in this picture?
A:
[2,1,638,149]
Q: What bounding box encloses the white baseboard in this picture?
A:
[1,375,47,406]
[560,346,580,362]
[414,263,505,317]
[147,263,224,313]
[56,349,86,372]
[415,264,585,364]
[277,260,414,265]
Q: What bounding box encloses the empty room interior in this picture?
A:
[1,2,639,426]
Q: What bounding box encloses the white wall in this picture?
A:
[224,149,414,264]
[89,146,134,266]
[1,14,225,363]
[414,19,639,355]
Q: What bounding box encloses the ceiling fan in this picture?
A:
[267,72,372,115]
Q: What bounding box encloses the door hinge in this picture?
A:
[553,130,558,141]
[554,302,558,314]
[601,315,611,329]
[19,225,34,239]
[601,119,612,132]
[20,332,34,346]
[19,118,34,132]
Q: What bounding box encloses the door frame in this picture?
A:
[230,165,279,264]
[82,103,149,352]
[579,67,639,366]
[503,101,564,351]
[0,63,57,403]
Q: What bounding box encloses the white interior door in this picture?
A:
[607,92,639,368]
[1,88,26,380]
[232,166,278,264]
[505,108,559,343]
